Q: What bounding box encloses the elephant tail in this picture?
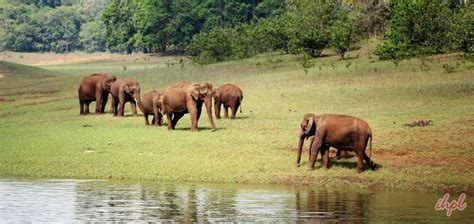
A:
[239,95,243,113]
[368,133,373,160]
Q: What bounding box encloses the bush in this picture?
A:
[187,0,358,65]
[374,1,469,60]
[329,15,355,59]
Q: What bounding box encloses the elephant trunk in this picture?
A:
[134,91,145,113]
[137,98,145,114]
[296,133,305,167]
[205,97,216,131]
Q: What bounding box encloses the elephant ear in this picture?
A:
[302,115,314,136]
[198,83,209,95]
[190,84,200,100]
[123,84,131,93]
[205,83,213,96]
[103,76,116,90]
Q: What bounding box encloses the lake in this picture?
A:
[0,179,472,222]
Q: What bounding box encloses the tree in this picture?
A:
[374,0,468,60]
[330,15,355,60]
[80,20,106,52]
[102,0,136,53]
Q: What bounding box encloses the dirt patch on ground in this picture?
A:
[1,51,181,66]
[402,120,433,127]
[0,69,8,79]
[24,90,62,99]
[0,96,6,103]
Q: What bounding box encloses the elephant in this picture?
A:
[139,90,163,126]
[110,78,142,117]
[161,81,216,132]
[305,136,349,161]
[296,113,378,172]
[78,73,116,115]
[213,84,243,119]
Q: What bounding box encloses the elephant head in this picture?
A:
[296,113,318,167]
[156,95,164,114]
[101,76,117,92]
[190,82,216,131]
[190,82,213,101]
[124,81,141,103]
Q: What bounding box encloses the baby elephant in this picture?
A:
[213,84,243,119]
[139,90,163,126]
[297,113,378,173]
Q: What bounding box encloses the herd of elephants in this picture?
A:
[78,73,379,173]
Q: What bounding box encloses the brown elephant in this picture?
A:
[139,90,163,126]
[297,113,378,172]
[161,81,216,132]
[110,78,141,117]
[78,74,116,115]
[213,84,243,119]
[305,137,349,161]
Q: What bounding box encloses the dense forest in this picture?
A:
[0,0,472,63]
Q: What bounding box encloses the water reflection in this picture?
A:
[0,179,473,222]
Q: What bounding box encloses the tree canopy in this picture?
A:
[0,0,471,61]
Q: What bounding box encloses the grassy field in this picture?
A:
[1,44,473,193]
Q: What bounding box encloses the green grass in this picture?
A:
[0,48,473,193]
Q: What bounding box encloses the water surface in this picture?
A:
[0,179,472,222]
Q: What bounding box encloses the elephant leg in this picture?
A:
[308,137,323,170]
[130,101,137,116]
[111,97,118,116]
[118,101,125,116]
[321,145,330,169]
[118,92,126,116]
[361,137,377,170]
[363,153,378,171]
[223,105,229,118]
[100,92,108,114]
[144,114,150,125]
[231,102,238,119]
[166,112,173,130]
[153,103,161,127]
[336,149,347,160]
[196,103,202,122]
[189,106,199,132]
[172,112,185,129]
[111,97,116,116]
[85,102,91,114]
[80,100,85,115]
[157,113,163,126]
[341,150,348,159]
[95,91,102,114]
[308,137,315,161]
[215,100,221,119]
[355,149,365,173]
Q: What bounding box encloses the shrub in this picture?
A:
[374,1,469,60]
